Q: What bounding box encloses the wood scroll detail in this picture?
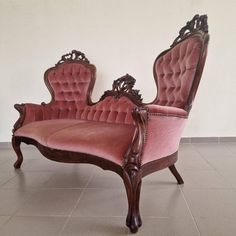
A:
[100,74,143,104]
[171,14,208,47]
[55,50,89,66]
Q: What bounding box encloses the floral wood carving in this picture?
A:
[100,74,143,103]
[171,14,208,48]
[56,50,89,66]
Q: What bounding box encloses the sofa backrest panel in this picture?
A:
[154,35,203,109]
[45,62,95,103]
[80,96,135,124]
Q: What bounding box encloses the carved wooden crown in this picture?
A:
[56,50,89,66]
[100,74,143,103]
[171,14,208,48]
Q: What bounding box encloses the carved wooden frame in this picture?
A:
[12,14,209,234]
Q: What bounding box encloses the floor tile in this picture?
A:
[0,170,16,187]
[44,165,93,189]
[2,171,52,190]
[16,189,82,216]
[0,216,10,228]
[193,143,233,158]
[60,217,128,236]
[72,188,127,217]
[0,188,35,215]
[0,216,66,236]
[137,217,199,236]
[140,187,191,219]
[61,216,199,236]
[87,168,123,188]
[142,169,182,188]
[180,170,230,189]
[182,189,236,219]
[196,217,236,236]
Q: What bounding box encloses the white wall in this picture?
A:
[0,0,236,142]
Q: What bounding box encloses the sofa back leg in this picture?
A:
[12,136,23,169]
[123,168,142,233]
[169,164,184,185]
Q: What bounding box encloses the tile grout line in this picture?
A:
[179,186,201,236]
[58,171,95,234]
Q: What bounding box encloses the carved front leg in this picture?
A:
[123,107,148,233]
[123,163,142,233]
[12,136,23,168]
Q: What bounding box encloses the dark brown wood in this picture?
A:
[169,164,184,184]
[100,74,143,106]
[55,50,90,66]
[12,136,23,168]
[12,14,209,233]
[123,107,148,233]
[171,14,208,48]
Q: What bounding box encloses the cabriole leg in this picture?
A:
[123,167,142,233]
[169,164,184,184]
[12,136,23,169]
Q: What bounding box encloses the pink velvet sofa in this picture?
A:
[12,15,209,233]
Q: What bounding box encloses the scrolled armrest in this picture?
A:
[13,103,47,132]
[145,104,188,118]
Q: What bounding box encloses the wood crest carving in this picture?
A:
[100,74,143,104]
[171,14,208,47]
[55,50,89,66]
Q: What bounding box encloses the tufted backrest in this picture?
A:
[79,96,135,124]
[153,34,207,109]
[45,62,95,104]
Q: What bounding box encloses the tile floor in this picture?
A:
[0,142,235,235]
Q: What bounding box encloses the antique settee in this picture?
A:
[12,15,209,233]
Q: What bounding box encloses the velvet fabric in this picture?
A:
[146,104,188,118]
[21,96,135,126]
[154,35,202,108]
[142,114,187,165]
[46,63,93,102]
[15,119,135,165]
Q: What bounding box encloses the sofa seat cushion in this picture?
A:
[14,119,135,165]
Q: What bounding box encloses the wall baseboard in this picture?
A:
[1,137,236,148]
[180,137,236,143]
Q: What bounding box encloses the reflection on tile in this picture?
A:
[72,188,127,217]
[0,216,66,236]
[61,217,128,236]
[87,168,123,188]
[16,189,82,216]
[2,172,52,190]
[44,165,93,188]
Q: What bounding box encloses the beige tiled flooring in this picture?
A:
[0,143,236,235]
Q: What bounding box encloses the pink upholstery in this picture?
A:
[146,104,188,118]
[46,62,94,102]
[21,96,135,126]
[154,35,202,108]
[80,96,135,124]
[15,119,135,165]
[142,114,187,165]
